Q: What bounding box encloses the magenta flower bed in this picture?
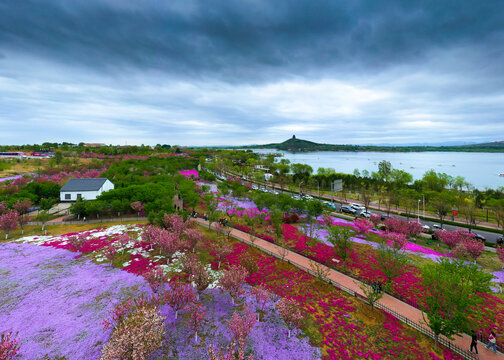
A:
[179,170,199,178]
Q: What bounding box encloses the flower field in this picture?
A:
[1,216,470,359]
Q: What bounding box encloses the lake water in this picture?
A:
[252,149,504,190]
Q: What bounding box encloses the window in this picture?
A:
[65,194,71,200]
[77,194,82,199]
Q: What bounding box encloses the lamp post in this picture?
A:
[422,194,425,218]
[417,199,421,223]
[299,181,304,196]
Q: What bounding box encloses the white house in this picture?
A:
[60,178,115,202]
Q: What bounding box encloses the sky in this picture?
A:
[1,0,504,147]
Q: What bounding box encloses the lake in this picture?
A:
[252,149,504,190]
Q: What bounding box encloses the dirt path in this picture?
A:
[194,217,501,360]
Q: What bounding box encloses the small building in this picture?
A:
[60,178,115,202]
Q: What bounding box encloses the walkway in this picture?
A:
[194,217,501,360]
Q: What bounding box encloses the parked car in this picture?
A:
[341,205,357,215]
[497,235,504,245]
[349,203,365,211]
[432,223,442,230]
[304,195,314,200]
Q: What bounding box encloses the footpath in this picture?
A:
[194,217,501,360]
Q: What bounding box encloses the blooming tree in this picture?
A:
[68,232,88,251]
[228,305,257,356]
[0,201,7,215]
[192,263,214,298]
[213,240,233,269]
[100,299,165,360]
[183,228,204,253]
[497,246,504,268]
[186,303,207,344]
[143,266,168,293]
[12,199,32,215]
[321,214,333,227]
[0,212,18,239]
[103,245,117,264]
[370,213,381,227]
[250,286,272,321]
[130,201,144,216]
[353,218,373,234]
[17,214,30,235]
[163,213,187,239]
[0,331,20,360]
[161,279,196,319]
[276,298,304,338]
[219,265,249,305]
[158,231,179,258]
[462,238,485,262]
[180,253,200,275]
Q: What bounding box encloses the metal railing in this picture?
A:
[196,218,484,360]
[374,303,478,360]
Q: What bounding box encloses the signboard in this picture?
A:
[333,179,343,192]
[452,210,458,217]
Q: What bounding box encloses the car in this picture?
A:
[358,211,372,218]
[341,205,357,215]
[497,235,504,245]
[472,233,486,242]
[432,224,442,230]
[304,195,314,200]
[419,223,431,232]
[349,203,365,211]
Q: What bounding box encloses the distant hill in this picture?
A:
[244,136,504,153]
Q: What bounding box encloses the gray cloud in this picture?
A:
[0,0,503,145]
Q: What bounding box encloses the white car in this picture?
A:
[358,211,372,218]
[420,223,431,232]
[349,203,365,211]
[304,195,314,200]
[432,224,442,230]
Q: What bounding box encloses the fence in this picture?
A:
[201,219,483,360]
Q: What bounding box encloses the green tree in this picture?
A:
[325,225,353,268]
[36,210,51,231]
[203,193,219,229]
[430,192,455,228]
[70,198,87,219]
[421,258,493,347]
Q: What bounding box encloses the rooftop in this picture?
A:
[60,178,111,192]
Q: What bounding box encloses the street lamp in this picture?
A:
[299,181,304,196]
[417,199,421,223]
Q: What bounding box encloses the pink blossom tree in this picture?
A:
[370,213,381,227]
[228,305,257,356]
[0,211,18,239]
[276,298,304,338]
[462,238,485,262]
[163,213,187,239]
[103,245,117,264]
[191,263,214,299]
[13,199,33,215]
[186,303,207,344]
[17,214,30,235]
[0,331,20,360]
[250,285,272,321]
[353,218,373,235]
[321,214,333,227]
[100,299,165,360]
[497,246,504,268]
[182,228,204,253]
[68,232,88,251]
[144,266,168,293]
[130,201,144,216]
[180,253,200,276]
[213,240,233,269]
[158,231,179,258]
[161,279,196,319]
[0,201,7,215]
[219,265,248,305]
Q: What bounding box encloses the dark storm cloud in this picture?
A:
[1,0,503,83]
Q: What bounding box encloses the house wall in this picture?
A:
[60,190,100,202]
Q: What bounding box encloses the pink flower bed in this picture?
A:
[179,170,199,178]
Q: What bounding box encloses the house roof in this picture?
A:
[60,178,111,192]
